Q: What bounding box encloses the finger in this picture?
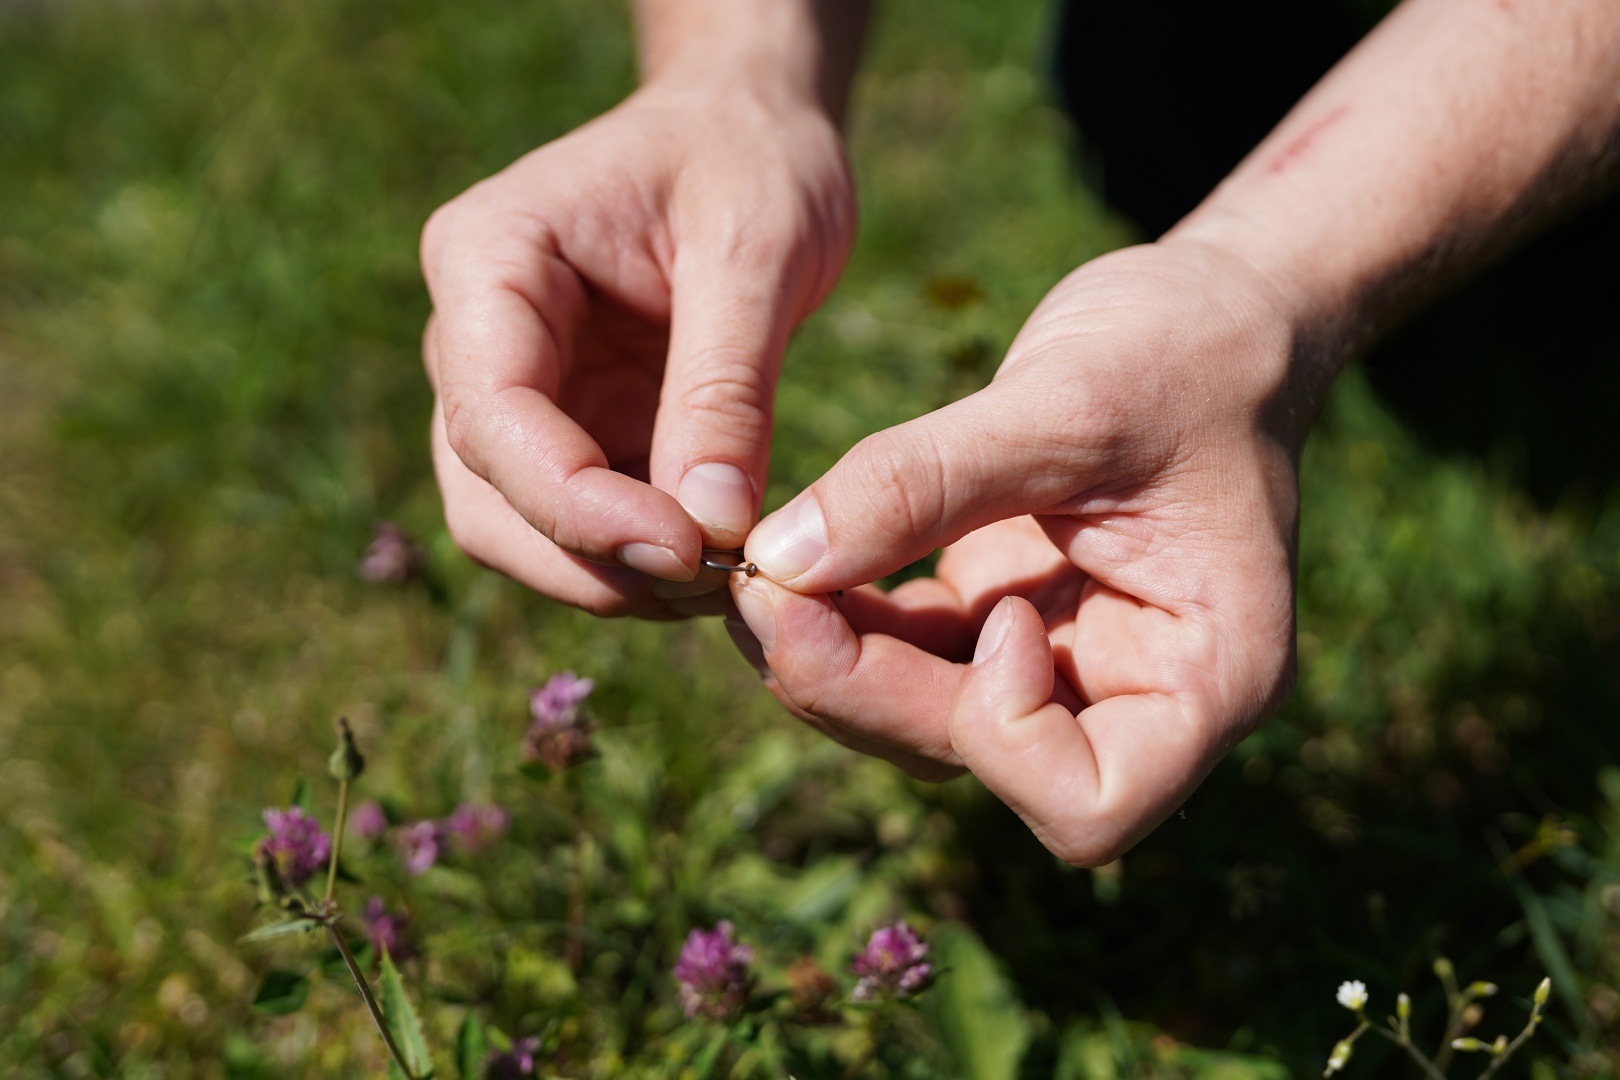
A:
[730,574,964,779]
[431,399,670,617]
[743,369,1108,592]
[424,217,701,581]
[722,615,950,777]
[649,238,803,550]
[950,596,1224,867]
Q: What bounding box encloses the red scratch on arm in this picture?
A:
[1264,105,1351,174]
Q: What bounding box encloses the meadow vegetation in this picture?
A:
[2,0,1619,1075]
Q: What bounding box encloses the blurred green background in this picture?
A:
[3,0,1619,1076]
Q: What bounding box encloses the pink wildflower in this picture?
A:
[395,820,444,876]
[348,799,389,842]
[256,807,331,888]
[674,921,754,1020]
[850,922,932,1001]
[446,803,509,852]
[362,896,415,962]
[359,521,426,584]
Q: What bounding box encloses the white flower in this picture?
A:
[1336,980,1368,1011]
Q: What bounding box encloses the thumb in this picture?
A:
[744,373,1100,591]
[648,241,801,548]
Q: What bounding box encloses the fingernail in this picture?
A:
[746,492,826,583]
[972,598,1015,666]
[677,462,755,539]
[724,617,772,677]
[731,582,777,654]
[616,542,691,581]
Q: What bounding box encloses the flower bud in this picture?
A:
[1433,957,1455,981]
[1397,993,1411,1021]
[1451,1037,1487,1053]
[1467,981,1498,998]
[1534,977,1551,1006]
[1492,1034,1508,1056]
[328,717,366,781]
[1324,1039,1353,1076]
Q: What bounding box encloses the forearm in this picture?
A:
[1172,0,1620,385]
[635,0,873,122]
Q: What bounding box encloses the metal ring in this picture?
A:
[700,548,759,576]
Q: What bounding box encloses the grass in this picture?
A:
[2,0,1619,1076]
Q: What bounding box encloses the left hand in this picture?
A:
[725,237,1312,865]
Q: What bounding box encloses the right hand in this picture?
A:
[727,239,1308,864]
[420,75,855,618]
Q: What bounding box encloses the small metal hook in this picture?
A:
[701,548,760,577]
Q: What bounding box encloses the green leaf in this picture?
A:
[689,1027,730,1080]
[454,1012,487,1080]
[921,923,1031,1080]
[1507,871,1585,1023]
[517,761,552,783]
[290,777,314,812]
[240,917,320,943]
[251,969,310,1014]
[380,948,435,1079]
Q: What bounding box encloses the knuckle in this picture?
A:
[709,204,808,272]
[847,430,947,550]
[440,392,482,469]
[672,353,772,432]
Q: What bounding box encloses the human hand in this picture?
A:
[726,238,1311,864]
[420,73,855,618]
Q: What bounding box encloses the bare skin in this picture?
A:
[420,0,867,618]
[423,0,1620,863]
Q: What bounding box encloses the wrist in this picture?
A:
[1151,226,1349,449]
[636,0,864,123]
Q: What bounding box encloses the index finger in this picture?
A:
[423,214,702,581]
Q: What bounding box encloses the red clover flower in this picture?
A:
[395,820,445,876]
[256,806,332,888]
[674,921,754,1021]
[529,671,593,730]
[348,799,389,842]
[486,1037,542,1079]
[525,671,595,769]
[446,802,509,852]
[359,521,426,584]
[362,896,415,962]
[850,922,932,1002]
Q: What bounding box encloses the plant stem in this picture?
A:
[328,921,416,1079]
[1368,1025,1448,1080]
[325,776,351,905]
[567,829,587,972]
[1475,1013,1544,1080]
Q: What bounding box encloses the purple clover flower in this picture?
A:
[348,799,389,842]
[362,896,415,962]
[524,671,596,769]
[529,671,594,731]
[674,921,754,1021]
[359,521,426,584]
[486,1037,541,1079]
[850,922,932,1002]
[446,803,509,852]
[395,820,445,876]
[256,806,332,888]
